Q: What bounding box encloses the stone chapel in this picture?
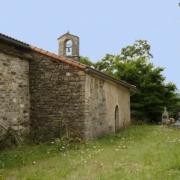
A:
[0,32,135,142]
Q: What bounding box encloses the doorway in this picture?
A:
[115,105,119,133]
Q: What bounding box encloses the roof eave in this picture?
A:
[85,67,136,91]
[0,33,29,49]
[0,33,136,91]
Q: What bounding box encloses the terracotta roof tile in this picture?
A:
[0,33,86,69]
[0,32,136,90]
[30,46,86,69]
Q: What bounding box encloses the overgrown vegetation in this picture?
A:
[0,125,22,150]
[54,117,84,152]
[80,40,180,122]
[1,125,180,179]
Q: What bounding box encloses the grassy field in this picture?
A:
[0,125,180,180]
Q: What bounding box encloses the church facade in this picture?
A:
[0,32,135,142]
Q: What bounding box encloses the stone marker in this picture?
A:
[162,107,169,124]
[171,112,180,128]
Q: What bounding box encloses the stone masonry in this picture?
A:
[58,32,79,60]
[29,53,86,141]
[0,51,29,136]
[0,32,135,143]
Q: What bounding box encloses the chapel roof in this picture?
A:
[0,32,136,90]
[57,31,79,40]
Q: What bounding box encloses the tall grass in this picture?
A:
[0,125,180,180]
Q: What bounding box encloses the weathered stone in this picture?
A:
[84,74,131,139]
[29,54,86,141]
[162,107,169,124]
[0,33,132,144]
[58,32,79,60]
[0,51,30,138]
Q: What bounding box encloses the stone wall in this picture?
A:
[29,54,86,141]
[0,39,131,143]
[0,51,30,137]
[84,74,131,139]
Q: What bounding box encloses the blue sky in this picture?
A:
[1,0,180,89]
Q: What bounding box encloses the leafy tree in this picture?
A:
[79,56,95,67]
[81,40,180,123]
[120,40,153,60]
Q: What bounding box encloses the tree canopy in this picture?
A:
[80,40,180,123]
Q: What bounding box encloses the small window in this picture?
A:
[65,40,72,56]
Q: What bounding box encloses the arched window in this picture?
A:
[65,40,73,56]
[115,105,119,132]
